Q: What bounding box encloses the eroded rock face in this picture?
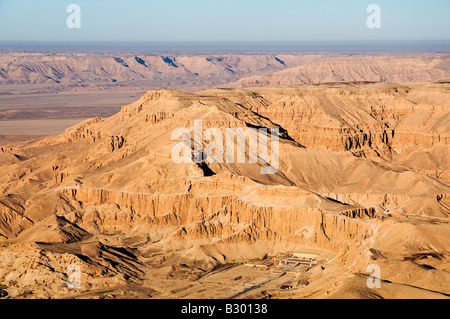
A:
[215,83,449,163]
[0,52,326,89]
[0,82,449,298]
[229,55,450,87]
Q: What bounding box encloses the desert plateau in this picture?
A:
[2,0,450,309]
[0,48,449,299]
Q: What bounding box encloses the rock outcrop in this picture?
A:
[0,82,449,298]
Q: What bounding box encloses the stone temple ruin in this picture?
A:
[276,253,318,273]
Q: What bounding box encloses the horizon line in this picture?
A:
[1,40,449,54]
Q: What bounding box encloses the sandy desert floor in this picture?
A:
[0,86,143,144]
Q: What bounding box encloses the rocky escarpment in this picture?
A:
[2,53,449,94]
[229,55,450,88]
[209,83,450,181]
[59,185,376,249]
[0,83,449,299]
[64,117,104,143]
[0,52,326,89]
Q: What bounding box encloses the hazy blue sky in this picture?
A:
[0,0,449,42]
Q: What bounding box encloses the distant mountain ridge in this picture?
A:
[1,52,449,91]
[227,55,450,87]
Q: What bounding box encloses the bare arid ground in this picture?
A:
[0,88,144,144]
[0,52,449,299]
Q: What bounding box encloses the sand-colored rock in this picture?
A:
[230,55,450,87]
[0,82,449,299]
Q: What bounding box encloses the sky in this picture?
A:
[0,0,449,42]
